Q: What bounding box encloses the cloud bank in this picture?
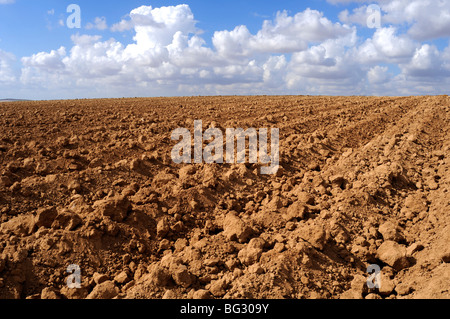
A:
[2,1,450,99]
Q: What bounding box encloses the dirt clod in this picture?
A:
[86,281,119,299]
[223,212,253,243]
[101,196,131,220]
[376,241,411,271]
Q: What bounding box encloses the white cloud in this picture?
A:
[292,46,337,68]
[111,5,171,32]
[212,9,352,59]
[262,55,288,88]
[338,7,368,26]
[14,3,450,98]
[63,35,126,79]
[86,17,108,31]
[168,33,218,68]
[111,5,195,40]
[404,1,450,40]
[402,44,450,77]
[371,27,417,59]
[0,0,15,4]
[367,65,389,84]
[110,19,134,32]
[337,0,450,40]
[70,34,103,46]
[21,47,66,70]
[285,29,365,93]
[0,49,16,83]
[355,27,418,64]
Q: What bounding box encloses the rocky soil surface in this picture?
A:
[0,95,449,299]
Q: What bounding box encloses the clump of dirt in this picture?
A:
[0,95,449,299]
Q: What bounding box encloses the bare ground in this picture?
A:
[0,95,449,299]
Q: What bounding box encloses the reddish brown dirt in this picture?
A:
[0,95,449,299]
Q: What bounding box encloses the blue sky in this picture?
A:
[0,0,449,100]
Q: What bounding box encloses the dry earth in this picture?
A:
[0,95,449,299]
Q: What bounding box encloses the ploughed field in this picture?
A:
[0,95,449,299]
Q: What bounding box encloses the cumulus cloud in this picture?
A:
[404,1,450,40]
[111,6,168,32]
[110,19,134,32]
[402,44,450,77]
[357,27,418,63]
[213,9,351,58]
[336,0,450,40]
[21,6,189,80]
[111,5,194,36]
[367,65,390,84]
[22,47,66,70]
[262,55,288,88]
[338,6,369,26]
[14,2,450,98]
[285,29,365,93]
[0,49,16,83]
[26,5,350,93]
[86,17,108,31]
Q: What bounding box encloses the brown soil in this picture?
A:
[0,95,449,299]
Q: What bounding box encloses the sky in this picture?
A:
[0,0,449,100]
